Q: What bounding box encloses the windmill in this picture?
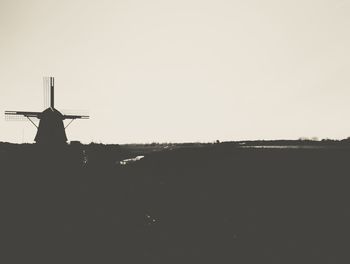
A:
[5,77,89,144]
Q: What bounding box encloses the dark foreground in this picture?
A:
[1,142,350,263]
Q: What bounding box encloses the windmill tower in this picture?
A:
[5,77,89,144]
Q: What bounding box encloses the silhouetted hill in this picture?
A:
[1,141,350,263]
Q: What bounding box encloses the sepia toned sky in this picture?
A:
[1,0,350,143]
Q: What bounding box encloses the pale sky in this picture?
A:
[1,0,350,144]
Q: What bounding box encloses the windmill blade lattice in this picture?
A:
[43,77,51,109]
[5,114,29,121]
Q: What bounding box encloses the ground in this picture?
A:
[1,141,350,263]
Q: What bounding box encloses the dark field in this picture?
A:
[1,142,350,263]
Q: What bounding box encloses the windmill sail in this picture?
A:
[50,77,54,108]
[5,111,41,118]
[5,111,41,128]
[63,114,89,119]
[43,77,55,109]
[5,114,34,121]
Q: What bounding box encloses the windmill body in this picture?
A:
[35,108,67,144]
[5,77,89,144]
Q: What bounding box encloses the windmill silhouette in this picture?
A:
[5,77,89,144]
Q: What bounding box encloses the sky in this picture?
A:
[1,0,350,144]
